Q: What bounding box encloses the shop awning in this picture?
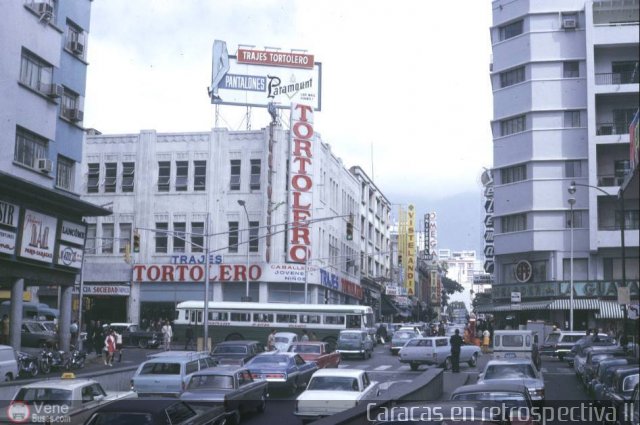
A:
[548,298,600,310]
[595,301,624,319]
[381,294,403,316]
[476,300,551,312]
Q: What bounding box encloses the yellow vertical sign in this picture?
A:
[406,204,415,296]
[398,206,407,286]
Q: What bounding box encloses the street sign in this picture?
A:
[617,286,630,305]
[511,292,521,303]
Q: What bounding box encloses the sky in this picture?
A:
[84,0,494,251]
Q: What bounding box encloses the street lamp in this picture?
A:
[237,200,251,301]
[567,185,576,331]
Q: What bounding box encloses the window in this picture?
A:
[565,210,587,228]
[66,21,85,58]
[119,223,132,253]
[613,109,636,134]
[565,160,582,178]
[249,221,259,252]
[230,160,241,190]
[500,115,526,136]
[615,160,630,179]
[14,127,48,169]
[324,315,345,325]
[501,213,526,233]
[564,110,581,128]
[101,223,114,254]
[563,61,579,78]
[122,162,134,192]
[250,159,261,190]
[155,222,168,253]
[158,161,170,192]
[500,164,526,184]
[87,163,100,193]
[61,88,81,121]
[86,224,96,253]
[194,160,206,191]
[191,222,204,252]
[20,49,53,93]
[175,161,188,191]
[104,163,117,193]
[276,314,297,323]
[230,312,250,322]
[500,66,525,88]
[612,61,639,84]
[56,156,74,190]
[228,221,239,253]
[499,20,523,41]
[173,222,186,253]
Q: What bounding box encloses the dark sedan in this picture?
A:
[181,366,268,425]
[210,340,264,366]
[245,352,317,395]
[21,321,57,348]
[590,357,634,399]
[83,399,227,425]
[602,366,639,424]
[106,323,162,348]
[370,400,512,424]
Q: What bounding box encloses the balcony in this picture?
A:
[595,71,640,85]
[593,0,640,26]
[596,122,630,135]
[597,174,626,186]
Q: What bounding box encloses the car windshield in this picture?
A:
[484,364,536,380]
[24,323,46,332]
[623,374,639,392]
[275,337,291,343]
[86,413,155,425]
[394,332,415,340]
[15,388,72,406]
[499,335,524,347]
[545,333,560,343]
[187,374,234,390]
[139,362,181,375]
[340,333,360,340]
[249,355,289,366]
[290,345,320,354]
[307,376,360,391]
[213,345,247,354]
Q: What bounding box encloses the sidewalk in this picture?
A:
[441,370,471,400]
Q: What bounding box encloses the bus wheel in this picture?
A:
[323,337,337,353]
[225,333,244,341]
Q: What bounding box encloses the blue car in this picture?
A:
[245,351,317,395]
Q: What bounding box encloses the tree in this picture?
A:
[472,291,492,309]
[441,276,464,294]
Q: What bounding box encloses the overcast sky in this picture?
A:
[84,0,494,204]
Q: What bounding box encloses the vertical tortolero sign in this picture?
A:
[287,103,314,263]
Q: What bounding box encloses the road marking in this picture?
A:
[374,365,392,370]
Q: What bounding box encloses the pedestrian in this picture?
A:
[309,331,317,341]
[1,315,9,345]
[104,330,116,366]
[301,329,309,342]
[482,329,490,354]
[449,329,463,373]
[267,329,276,351]
[376,324,388,343]
[161,320,173,351]
[184,324,194,350]
[70,320,79,347]
[114,329,123,362]
[93,321,104,358]
[619,332,628,353]
[438,322,446,337]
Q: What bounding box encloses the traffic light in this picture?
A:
[346,214,353,240]
[133,230,140,253]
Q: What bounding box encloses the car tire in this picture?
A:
[138,338,148,349]
[410,362,419,371]
[4,373,12,382]
[558,354,564,361]
[468,353,478,367]
[443,357,452,371]
[290,378,299,395]
[229,409,241,425]
[39,360,51,375]
[257,392,266,413]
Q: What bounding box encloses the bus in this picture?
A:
[174,301,376,351]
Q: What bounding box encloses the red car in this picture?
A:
[287,341,340,369]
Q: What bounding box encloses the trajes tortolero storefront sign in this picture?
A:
[133,263,263,283]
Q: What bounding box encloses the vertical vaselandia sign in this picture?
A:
[287,103,314,263]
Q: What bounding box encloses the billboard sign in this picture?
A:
[19,210,57,264]
[211,40,321,110]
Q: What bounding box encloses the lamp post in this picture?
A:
[567,187,576,331]
[237,200,251,301]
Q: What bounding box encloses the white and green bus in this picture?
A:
[174,301,376,350]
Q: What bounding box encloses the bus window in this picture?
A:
[346,315,362,329]
[230,312,250,322]
[324,315,345,325]
[365,313,374,327]
[190,311,197,323]
[184,310,189,321]
[253,313,274,323]
[197,311,202,324]
[300,315,321,324]
[276,314,297,323]
[211,312,228,321]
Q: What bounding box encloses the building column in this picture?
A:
[128,282,140,325]
[259,282,269,303]
[10,278,24,351]
[213,282,223,302]
[59,285,72,351]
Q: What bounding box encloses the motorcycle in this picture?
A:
[17,351,39,378]
[66,347,86,370]
[38,345,69,375]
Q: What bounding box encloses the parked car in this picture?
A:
[294,368,379,423]
[574,345,621,378]
[245,351,317,395]
[398,336,481,371]
[1,374,135,424]
[450,382,537,424]
[368,400,511,424]
[210,340,264,366]
[540,331,583,360]
[492,330,541,370]
[20,320,57,348]
[106,322,162,349]
[565,334,615,366]
[580,348,626,387]
[131,351,215,397]
[390,330,419,355]
[273,331,298,352]
[477,359,545,402]
[83,399,228,425]
[602,366,639,423]
[592,358,634,402]
[180,365,268,425]
[0,345,19,382]
[288,341,340,369]
[336,330,374,359]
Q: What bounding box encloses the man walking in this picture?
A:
[161,320,173,351]
[184,325,194,350]
[450,329,463,373]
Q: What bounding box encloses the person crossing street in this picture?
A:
[449,329,463,373]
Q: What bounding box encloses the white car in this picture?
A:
[477,358,545,402]
[294,368,379,423]
[273,331,299,352]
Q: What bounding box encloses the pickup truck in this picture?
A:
[106,322,162,348]
[2,373,136,424]
[398,336,481,371]
[288,341,341,369]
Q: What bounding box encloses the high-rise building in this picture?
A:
[485,0,639,330]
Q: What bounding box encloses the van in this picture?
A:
[540,331,584,360]
[492,330,541,369]
[0,345,19,381]
[0,301,59,321]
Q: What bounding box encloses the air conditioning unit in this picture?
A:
[67,108,84,122]
[36,2,53,15]
[37,158,52,173]
[46,84,63,98]
[563,18,577,29]
[70,41,84,55]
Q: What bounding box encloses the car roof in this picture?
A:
[92,398,186,414]
[191,366,246,376]
[20,378,98,390]
[485,358,536,366]
[311,368,365,378]
[215,340,260,346]
[274,332,298,337]
[451,382,529,395]
[148,351,209,359]
[254,351,297,357]
[108,322,134,327]
[290,341,325,345]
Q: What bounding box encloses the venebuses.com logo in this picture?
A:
[6,402,30,424]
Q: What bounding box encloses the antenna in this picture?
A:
[370,142,374,180]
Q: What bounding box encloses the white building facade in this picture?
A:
[438,249,481,311]
[487,0,639,329]
[81,123,366,324]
